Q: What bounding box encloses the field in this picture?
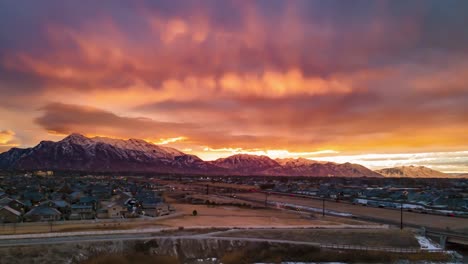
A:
[0,200,377,235]
[218,228,420,248]
[157,197,375,228]
[237,192,468,232]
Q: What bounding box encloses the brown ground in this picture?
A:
[237,192,468,232]
[0,200,375,235]
[218,228,420,248]
[157,202,370,227]
[158,193,374,228]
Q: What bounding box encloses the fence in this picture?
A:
[319,243,442,253]
[0,212,183,235]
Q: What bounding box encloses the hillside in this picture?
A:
[0,133,382,177]
[376,165,447,178]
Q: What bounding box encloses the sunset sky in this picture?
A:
[1,0,468,172]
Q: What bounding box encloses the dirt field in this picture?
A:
[0,195,380,235]
[157,202,372,227]
[237,192,468,232]
[219,228,420,248]
[0,217,170,235]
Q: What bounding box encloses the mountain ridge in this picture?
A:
[375,165,447,178]
[1,133,382,177]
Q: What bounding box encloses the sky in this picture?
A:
[0,0,468,172]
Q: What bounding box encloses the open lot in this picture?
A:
[0,199,379,235]
[217,228,420,248]
[0,217,171,235]
[157,202,374,227]
[237,192,468,232]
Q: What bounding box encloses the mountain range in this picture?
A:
[375,166,447,178]
[0,133,453,178]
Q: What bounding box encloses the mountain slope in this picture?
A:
[0,134,209,173]
[376,165,447,178]
[0,133,382,177]
[269,158,382,177]
[210,154,281,174]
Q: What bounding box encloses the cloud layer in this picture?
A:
[1,0,467,172]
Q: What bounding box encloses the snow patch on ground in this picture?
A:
[415,235,441,250]
[269,201,353,217]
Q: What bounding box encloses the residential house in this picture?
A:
[69,204,95,220]
[22,191,44,205]
[106,202,127,218]
[24,206,61,222]
[78,196,97,209]
[0,197,25,212]
[40,200,70,216]
[0,206,22,223]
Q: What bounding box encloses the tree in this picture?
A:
[192,210,198,216]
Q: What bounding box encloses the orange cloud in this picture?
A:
[0,130,20,152]
[1,1,468,172]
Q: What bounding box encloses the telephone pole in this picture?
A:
[322,198,325,217]
[400,201,403,230]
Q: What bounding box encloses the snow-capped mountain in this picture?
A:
[210,154,281,174]
[0,133,382,177]
[0,133,209,173]
[375,165,447,178]
[268,158,382,177]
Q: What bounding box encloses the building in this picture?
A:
[69,204,95,220]
[24,206,62,222]
[0,206,22,223]
[106,202,127,218]
[0,197,25,212]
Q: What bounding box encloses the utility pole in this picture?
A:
[400,201,403,230]
[322,198,325,217]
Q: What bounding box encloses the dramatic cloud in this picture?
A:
[35,103,198,140]
[0,130,20,152]
[1,0,467,171]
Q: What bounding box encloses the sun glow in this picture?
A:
[149,136,187,145]
[199,147,339,160]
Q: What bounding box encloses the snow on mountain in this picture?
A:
[92,136,185,159]
[275,158,333,166]
[0,133,196,172]
[210,154,281,174]
[266,158,382,177]
[0,133,384,177]
[376,165,447,178]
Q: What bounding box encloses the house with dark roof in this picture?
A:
[24,206,61,222]
[0,206,22,223]
[39,200,71,216]
[69,204,95,220]
[0,197,25,212]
